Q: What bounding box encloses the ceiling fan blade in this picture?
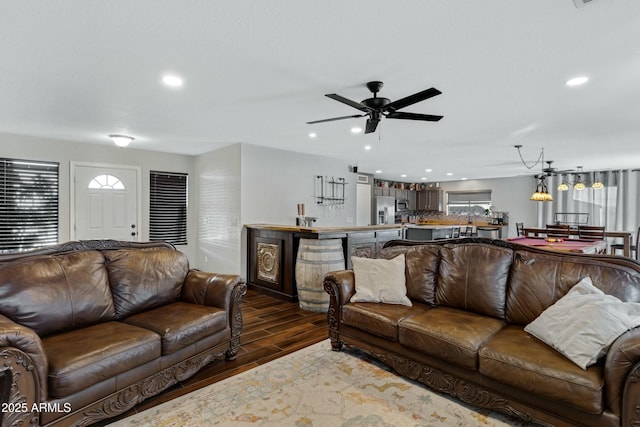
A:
[325,94,370,112]
[384,87,441,112]
[386,111,443,121]
[364,118,379,134]
[306,114,365,124]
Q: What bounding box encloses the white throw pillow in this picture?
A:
[525,277,640,369]
[350,254,411,306]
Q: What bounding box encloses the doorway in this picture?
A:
[71,162,141,241]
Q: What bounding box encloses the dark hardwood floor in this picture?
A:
[100,289,328,425]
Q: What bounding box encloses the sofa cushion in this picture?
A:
[342,302,431,341]
[437,243,512,319]
[398,306,505,370]
[122,302,228,355]
[506,250,640,325]
[479,325,604,414]
[42,321,160,398]
[104,248,189,318]
[377,245,440,305]
[524,277,640,369]
[0,251,115,336]
[351,255,411,306]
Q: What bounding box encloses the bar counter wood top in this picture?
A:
[244,223,403,234]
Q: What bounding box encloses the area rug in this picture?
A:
[109,340,538,427]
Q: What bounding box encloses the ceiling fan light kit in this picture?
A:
[307,81,443,134]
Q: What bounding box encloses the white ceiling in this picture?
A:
[1,1,639,183]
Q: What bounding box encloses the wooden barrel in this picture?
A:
[295,238,345,312]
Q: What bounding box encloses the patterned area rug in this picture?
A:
[110,340,538,427]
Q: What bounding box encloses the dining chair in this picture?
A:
[546,224,571,239]
[611,226,640,260]
[577,225,605,241]
[450,226,460,239]
[516,222,525,236]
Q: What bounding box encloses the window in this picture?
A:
[0,158,59,253]
[446,190,492,217]
[149,171,188,245]
[88,174,125,190]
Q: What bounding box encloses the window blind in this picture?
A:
[0,158,59,253]
[447,190,492,204]
[149,171,188,245]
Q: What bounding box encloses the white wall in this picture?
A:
[0,132,197,261]
[194,143,243,274]
[438,175,538,238]
[240,144,357,227]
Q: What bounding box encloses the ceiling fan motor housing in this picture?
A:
[361,97,391,109]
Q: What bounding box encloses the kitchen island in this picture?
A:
[245,224,403,302]
[404,223,509,240]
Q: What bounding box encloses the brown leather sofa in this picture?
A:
[0,240,246,427]
[324,237,640,427]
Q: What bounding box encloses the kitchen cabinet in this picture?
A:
[407,190,417,210]
[416,189,443,211]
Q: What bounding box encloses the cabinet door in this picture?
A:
[426,189,443,211]
[408,190,417,210]
[373,187,383,196]
[376,229,403,250]
[416,191,427,209]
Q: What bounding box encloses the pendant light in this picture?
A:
[514,145,553,202]
[530,175,553,202]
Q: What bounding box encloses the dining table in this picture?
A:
[508,236,607,254]
[521,227,633,257]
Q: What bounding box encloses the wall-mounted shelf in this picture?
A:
[315,176,347,206]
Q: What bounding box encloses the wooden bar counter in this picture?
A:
[245,224,403,302]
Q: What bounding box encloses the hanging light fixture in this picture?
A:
[556,166,604,191]
[109,134,135,148]
[530,175,553,202]
[591,171,604,189]
[514,145,553,202]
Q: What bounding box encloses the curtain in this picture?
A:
[541,170,640,233]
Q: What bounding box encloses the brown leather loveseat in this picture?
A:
[324,237,640,427]
[0,240,246,427]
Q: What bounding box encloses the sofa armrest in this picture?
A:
[181,270,247,359]
[604,327,640,421]
[323,270,355,351]
[0,314,47,425]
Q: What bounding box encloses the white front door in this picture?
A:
[72,163,140,241]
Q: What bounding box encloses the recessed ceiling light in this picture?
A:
[400,174,407,178]
[375,170,382,174]
[446,172,453,176]
[351,127,363,134]
[566,76,589,87]
[421,177,427,181]
[308,132,317,138]
[425,168,432,173]
[162,74,184,88]
[461,177,468,180]
[364,145,372,150]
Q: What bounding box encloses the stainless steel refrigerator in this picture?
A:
[373,196,395,225]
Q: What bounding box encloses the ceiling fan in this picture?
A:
[542,161,575,176]
[307,81,443,134]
